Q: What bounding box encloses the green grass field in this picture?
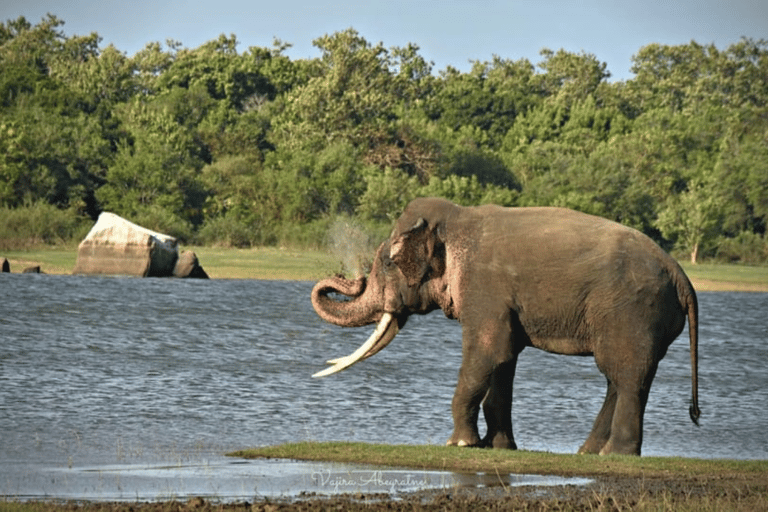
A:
[2,246,767,291]
[1,245,341,281]
[680,261,768,291]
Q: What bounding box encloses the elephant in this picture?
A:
[311,197,700,456]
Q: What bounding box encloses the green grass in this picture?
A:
[1,245,342,281]
[232,441,767,479]
[189,246,341,280]
[226,443,768,510]
[680,261,768,291]
[3,245,80,275]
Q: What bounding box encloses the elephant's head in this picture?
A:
[311,198,458,377]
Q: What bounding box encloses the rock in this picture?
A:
[173,250,209,279]
[72,212,179,277]
[22,265,42,273]
[1,258,9,272]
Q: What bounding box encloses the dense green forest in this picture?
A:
[1,15,767,263]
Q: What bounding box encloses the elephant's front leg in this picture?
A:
[447,311,514,448]
[446,365,487,447]
[481,358,518,449]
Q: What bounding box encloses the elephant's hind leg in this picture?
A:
[596,359,659,456]
[481,359,518,449]
[578,378,617,454]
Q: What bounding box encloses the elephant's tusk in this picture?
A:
[312,313,397,378]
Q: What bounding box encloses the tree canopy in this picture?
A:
[1,16,766,263]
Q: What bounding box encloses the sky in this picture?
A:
[2,0,766,81]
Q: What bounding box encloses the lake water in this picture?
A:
[1,274,766,501]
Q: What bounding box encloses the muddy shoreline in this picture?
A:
[15,471,768,510]
[253,472,764,510]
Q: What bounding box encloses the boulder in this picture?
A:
[173,250,209,279]
[22,265,42,273]
[73,212,179,277]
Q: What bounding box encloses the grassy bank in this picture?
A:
[233,441,767,480]
[228,442,768,510]
[2,245,767,291]
[680,261,768,292]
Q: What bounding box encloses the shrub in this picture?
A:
[128,205,194,242]
[716,231,768,264]
[195,213,266,247]
[0,202,90,250]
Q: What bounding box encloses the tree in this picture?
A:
[95,91,210,235]
[155,34,274,112]
[270,29,395,148]
[0,16,125,214]
[656,175,725,264]
[356,167,418,223]
[1,18,766,259]
[0,15,65,107]
[713,109,768,237]
[418,174,517,208]
[426,56,540,148]
[537,48,610,106]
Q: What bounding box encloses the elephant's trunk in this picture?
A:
[311,273,404,377]
[311,275,380,328]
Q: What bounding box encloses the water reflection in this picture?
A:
[3,458,593,502]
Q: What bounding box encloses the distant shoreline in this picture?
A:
[3,246,767,293]
[687,278,768,293]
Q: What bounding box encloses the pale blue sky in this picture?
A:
[2,0,766,81]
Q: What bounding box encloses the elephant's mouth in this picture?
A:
[312,313,405,377]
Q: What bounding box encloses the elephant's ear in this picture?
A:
[389,218,435,287]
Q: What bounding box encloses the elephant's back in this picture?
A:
[470,204,682,300]
[474,205,630,255]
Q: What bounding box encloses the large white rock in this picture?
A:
[73,213,179,277]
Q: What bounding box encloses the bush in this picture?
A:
[195,212,267,247]
[418,174,518,207]
[715,231,768,264]
[127,205,194,242]
[0,202,91,250]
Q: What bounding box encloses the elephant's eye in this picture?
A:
[383,256,396,271]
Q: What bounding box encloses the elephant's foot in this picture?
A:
[445,439,478,447]
[445,437,483,447]
[577,438,604,455]
[579,437,640,456]
[598,439,641,456]
[446,431,482,448]
[482,431,517,450]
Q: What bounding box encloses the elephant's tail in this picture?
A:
[679,274,701,426]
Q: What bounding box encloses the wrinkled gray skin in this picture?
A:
[312,197,700,456]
